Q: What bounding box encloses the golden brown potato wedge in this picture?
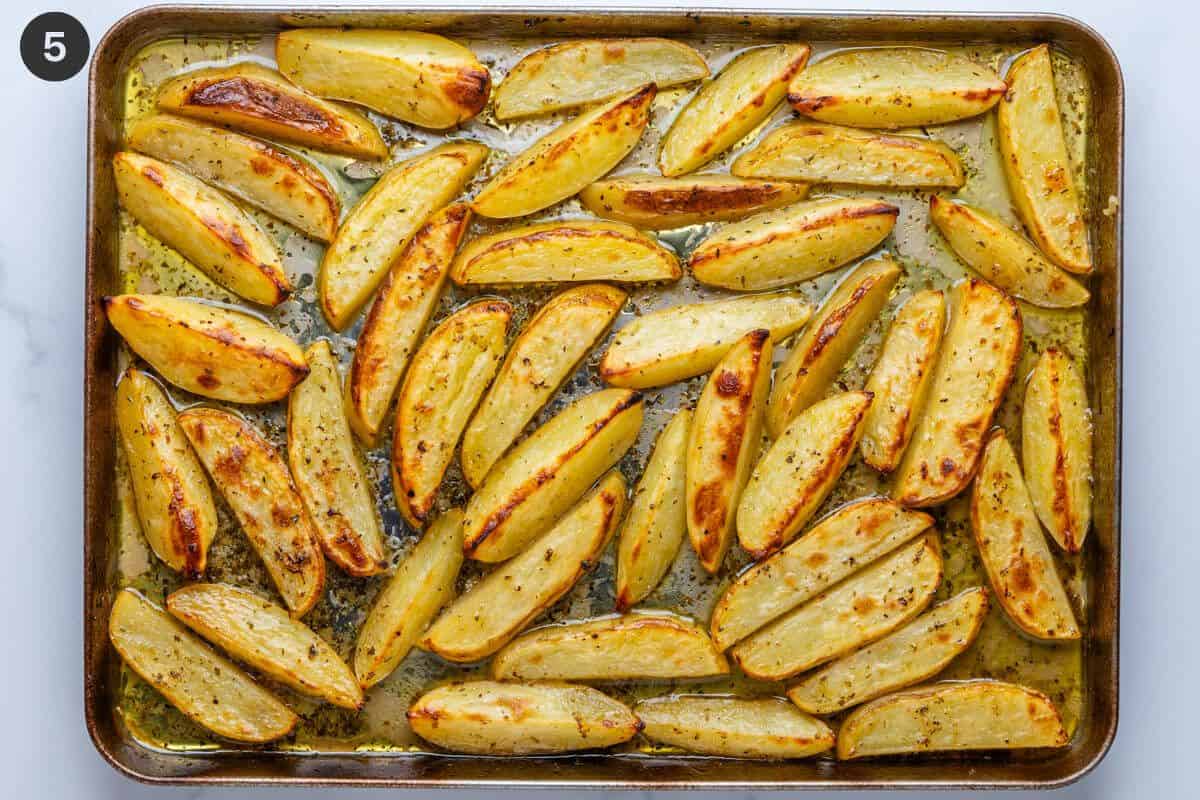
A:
[659,44,811,177]
[320,142,488,330]
[177,408,324,616]
[579,174,809,230]
[636,695,834,759]
[836,680,1069,759]
[102,294,307,404]
[113,151,289,306]
[473,85,656,219]
[276,28,490,129]
[788,48,1006,128]
[892,279,1023,507]
[116,367,217,578]
[408,680,639,755]
[971,431,1080,640]
[423,473,626,661]
[167,583,362,709]
[109,589,297,743]
[690,197,898,292]
[686,330,772,574]
[461,284,626,488]
[392,300,512,527]
[157,62,386,159]
[462,389,642,563]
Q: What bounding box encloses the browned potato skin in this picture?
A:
[579,174,810,230]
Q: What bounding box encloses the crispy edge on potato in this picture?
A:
[636,695,834,759]
[579,174,810,230]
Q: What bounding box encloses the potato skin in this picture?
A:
[636,695,834,759]
[579,174,809,230]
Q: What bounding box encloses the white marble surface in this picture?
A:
[0,0,1194,795]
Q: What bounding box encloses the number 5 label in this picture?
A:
[21,13,89,81]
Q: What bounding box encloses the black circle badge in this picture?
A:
[21,12,89,81]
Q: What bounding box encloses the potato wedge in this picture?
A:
[109,589,297,743]
[423,472,626,661]
[116,367,217,578]
[788,586,989,715]
[392,300,512,527]
[102,294,307,404]
[998,45,1092,274]
[461,284,626,487]
[167,583,362,709]
[690,197,898,292]
[599,292,812,390]
[126,114,340,242]
[836,680,1069,759]
[354,509,464,688]
[711,498,933,651]
[579,174,809,230]
[766,256,901,438]
[1023,349,1093,553]
[733,121,965,188]
[686,330,772,573]
[494,38,709,120]
[408,680,639,755]
[462,389,642,563]
[491,612,728,681]
[157,62,386,159]
[288,341,386,576]
[113,151,289,306]
[860,290,947,472]
[971,431,1080,640]
[347,203,472,445]
[636,695,833,759]
[788,47,1006,128]
[892,279,1023,507]
[177,408,324,616]
[659,44,811,177]
[320,142,488,330]
[276,28,490,129]
[739,392,874,558]
[615,408,691,610]
[930,196,1089,309]
[473,85,656,219]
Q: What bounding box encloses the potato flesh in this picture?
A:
[579,174,809,230]
[637,695,834,759]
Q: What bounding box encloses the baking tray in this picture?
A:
[84,4,1123,788]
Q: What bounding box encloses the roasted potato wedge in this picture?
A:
[788,586,989,715]
[836,680,1069,759]
[711,498,933,650]
[892,279,1023,507]
[462,389,642,562]
[423,473,626,661]
[686,330,772,573]
[1023,349,1093,553]
[690,197,898,292]
[730,533,942,681]
[167,583,362,709]
[998,45,1092,274]
[473,85,656,219]
[116,367,217,578]
[971,432,1080,640]
[930,196,1089,309]
[636,695,834,759]
[177,408,325,616]
[494,38,709,120]
[392,300,512,527]
[860,290,947,472]
[579,174,809,230]
[788,47,1006,128]
[659,44,811,176]
[320,142,488,330]
[461,284,626,487]
[102,294,307,404]
[288,341,386,576]
[113,151,289,306]
[276,28,490,129]
[157,62,386,159]
[599,292,811,390]
[109,589,297,743]
[408,680,639,755]
[491,612,728,681]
